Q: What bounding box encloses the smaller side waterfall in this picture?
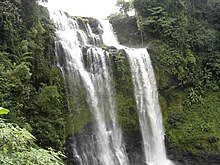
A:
[126,49,173,165]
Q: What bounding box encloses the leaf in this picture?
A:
[0,107,10,115]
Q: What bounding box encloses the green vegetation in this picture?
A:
[0,108,64,165]
[163,91,220,154]
[63,74,92,135]
[127,0,220,156]
[0,0,65,152]
[112,0,220,159]
[109,48,139,134]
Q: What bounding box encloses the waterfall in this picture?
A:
[46,1,173,163]
[49,9,129,165]
[126,49,173,165]
[100,21,173,165]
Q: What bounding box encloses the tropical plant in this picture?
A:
[0,107,65,165]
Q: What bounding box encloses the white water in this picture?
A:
[46,0,173,163]
[100,21,173,165]
[49,9,129,165]
[126,49,173,165]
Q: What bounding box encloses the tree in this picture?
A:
[116,0,131,16]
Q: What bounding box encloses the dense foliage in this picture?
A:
[132,0,220,87]
[0,0,66,152]
[0,108,64,165]
[130,0,220,157]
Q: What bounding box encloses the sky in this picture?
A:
[42,0,119,18]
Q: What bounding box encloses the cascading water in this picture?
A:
[49,8,129,165]
[100,21,173,165]
[126,49,173,165]
[45,1,173,164]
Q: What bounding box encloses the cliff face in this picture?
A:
[109,16,143,47]
[109,15,220,164]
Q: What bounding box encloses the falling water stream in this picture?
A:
[100,20,173,165]
[49,9,129,165]
[125,49,173,165]
[46,3,173,165]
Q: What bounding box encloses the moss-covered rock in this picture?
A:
[108,47,144,163]
[109,16,143,47]
[63,72,93,136]
[86,17,103,35]
[108,48,139,134]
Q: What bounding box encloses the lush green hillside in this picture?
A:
[114,0,220,162]
[0,0,66,151]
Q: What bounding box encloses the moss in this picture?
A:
[72,16,89,33]
[64,73,93,136]
[109,49,139,134]
[110,16,143,46]
[161,88,220,155]
[65,106,92,135]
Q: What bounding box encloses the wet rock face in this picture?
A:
[87,17,104,35]
[166,141,220,165]
[170,153,220,165]
[123,130,146,165]
[109,16,143,47]
[76,16,104,35]
[66,123,97,165]
[66,127,145,165]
